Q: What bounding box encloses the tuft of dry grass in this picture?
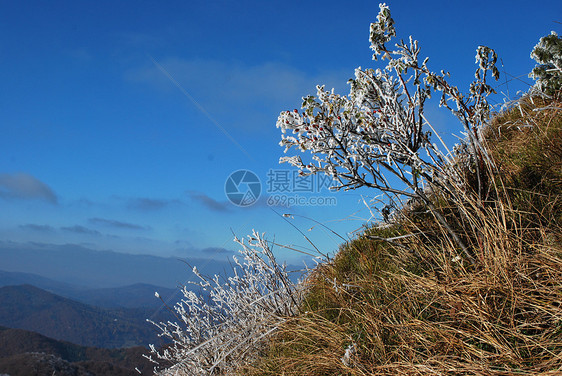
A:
[239,96,562,375]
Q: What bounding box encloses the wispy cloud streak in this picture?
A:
[61,225,101,236]
[127,197,179,211]
[19,224,56,232]
[148,55,256,162]
[0,173,58,204]
[89,217,149,230]
[186,191,230,212]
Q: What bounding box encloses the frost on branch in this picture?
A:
[276,3,500,206]
[276,3,500,264]
[146,231,300,375]
[369,3,395,60]
[530,31,562,96]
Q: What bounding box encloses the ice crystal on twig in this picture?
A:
[146,231,301,375]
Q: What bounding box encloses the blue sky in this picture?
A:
[0,0,560,265]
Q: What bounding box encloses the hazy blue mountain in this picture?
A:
[0,284,173,348]
[0,269,83,295]
[0,270,180,308]
[68,283,180,309]
[0,241,233,288]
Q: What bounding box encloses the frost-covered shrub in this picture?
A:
[530,31,562,96]
[278,3,499,201]
[277,3,500,261]
[145,231,300,375]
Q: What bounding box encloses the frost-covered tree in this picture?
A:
[145,232,300,375]
[277,3,499,261]
[530,31,562,96]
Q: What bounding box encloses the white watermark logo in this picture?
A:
[224,170,261,207]
[225,169,337,207]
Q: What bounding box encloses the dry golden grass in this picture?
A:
[239,96,562,375]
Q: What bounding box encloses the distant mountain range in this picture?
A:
[0,243,265,349]
[0,284,173,348]
[0,241,234,289]
[0,325,155,375]
[68,283,180,309]
[0,240,304,374]
[0,269,179,309]
[0,271,180,374]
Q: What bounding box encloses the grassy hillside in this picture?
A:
[240,96,562,375]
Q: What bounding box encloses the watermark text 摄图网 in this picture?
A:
[266,169,335,194]
[225,169,337,207]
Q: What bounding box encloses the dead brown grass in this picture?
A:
[239,96,562,375]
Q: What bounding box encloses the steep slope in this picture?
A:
[240,99,562,374]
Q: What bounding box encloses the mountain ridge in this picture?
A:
[0,241,234,289]
[0,284,172,348]
[0,270,179,308]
